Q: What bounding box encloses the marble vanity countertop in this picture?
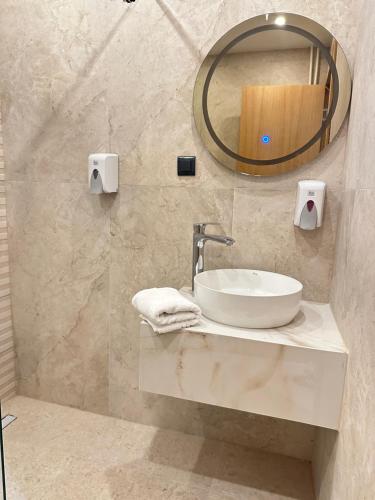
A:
[140,298,348,429]
[176,288,347,354]
[183,301,348,354]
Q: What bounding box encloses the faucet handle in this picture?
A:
[193,222,220,234]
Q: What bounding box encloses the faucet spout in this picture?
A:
[192,223,235,291]
[196,234,235,246]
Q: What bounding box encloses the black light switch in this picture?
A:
[177,156,196,176]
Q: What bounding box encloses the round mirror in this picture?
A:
[193,13,352,176]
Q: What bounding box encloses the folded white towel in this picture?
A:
[140,315,200,334]
[132,287,201,333]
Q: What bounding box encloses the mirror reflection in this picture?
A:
[194,13,352,176]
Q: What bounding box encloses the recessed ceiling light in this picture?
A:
[274,15,286,26]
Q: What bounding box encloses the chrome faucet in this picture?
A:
[192,223,235,291]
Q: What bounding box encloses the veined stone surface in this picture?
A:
[0,0,361,460]
[140,301,347,430]
[313,0,375,498]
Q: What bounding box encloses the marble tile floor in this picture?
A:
[2,397,315,500]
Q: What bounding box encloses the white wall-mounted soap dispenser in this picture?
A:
[88,154,118,194]
[294,180,326,230]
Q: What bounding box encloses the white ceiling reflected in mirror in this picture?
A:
[193,13,352,176]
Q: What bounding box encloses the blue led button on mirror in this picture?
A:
[261,135,271,144]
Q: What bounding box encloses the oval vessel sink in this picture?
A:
[194,269,303,328]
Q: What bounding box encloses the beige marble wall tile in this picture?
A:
[313,1,375,497]
[343,3,375,191]
[114,93,236,190]
[0,1,124,183]
[0,0,361,461]
[313,188,375,499]
[0,0,358,189]
[7,180,111,414]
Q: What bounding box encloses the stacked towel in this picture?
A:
[132,287,201,334]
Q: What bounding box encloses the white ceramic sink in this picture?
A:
[194,269,303,328]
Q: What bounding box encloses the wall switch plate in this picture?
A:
[177,156,196,176]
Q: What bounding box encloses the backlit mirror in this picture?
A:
[193,13,351,176]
